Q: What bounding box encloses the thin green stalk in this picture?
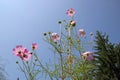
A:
[59,23,64,80]
[22,61,31,80]
[34,53,53,80]
[18,62,29,80]
[82,60,88,80]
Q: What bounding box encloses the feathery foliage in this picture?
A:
[92,31,120,80]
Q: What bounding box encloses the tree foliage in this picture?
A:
[92,31,120,80]
[0,62,7,80]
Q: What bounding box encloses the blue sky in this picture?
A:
[0,0,120,80]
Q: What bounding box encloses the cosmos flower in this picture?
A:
[21,50,32,61]
[78,29,86,37]
[50,33,60,42]
[66,8,75,17]
[13,45,32,61]
[13,45,24,56]
[32,43,38,50]
[81,51,94,61]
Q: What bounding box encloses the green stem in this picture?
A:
[82,60,87,80]
[18,62,29,80]
[68,25,73,79]
[34,53,53,80]
[59,23,64,79]
[60,53,63,76]
[22,61,31,80]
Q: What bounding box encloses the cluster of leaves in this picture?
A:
[0,60,7,80]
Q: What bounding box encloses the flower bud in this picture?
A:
[67,54,74,64]
[58,21,62,24]
[43,33,47,36]
[48,32,51,35]
[16,61,19,64]
[70,20,76,27]
[90,32,93,36]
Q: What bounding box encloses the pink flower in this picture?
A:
[50,33,60,42]
[81,51,94,61]
[13,45,32,61]
[66,8,75,17]
[32,43,38,50]
[13,45,24,56]
[78,29,86,37]
[21,51,32,61]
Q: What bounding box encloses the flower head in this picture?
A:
[32,43,38,50]
[81,51,94,61]
[13,45,32,61]
[66,8,75,17]
[50,33,60,42]
[78,29,86,37]
[21,51,32,61]
[13,45,24,56]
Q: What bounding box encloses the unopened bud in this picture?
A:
[16,61,19,64]
[58,21,62,24]
[43,33,47,36]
